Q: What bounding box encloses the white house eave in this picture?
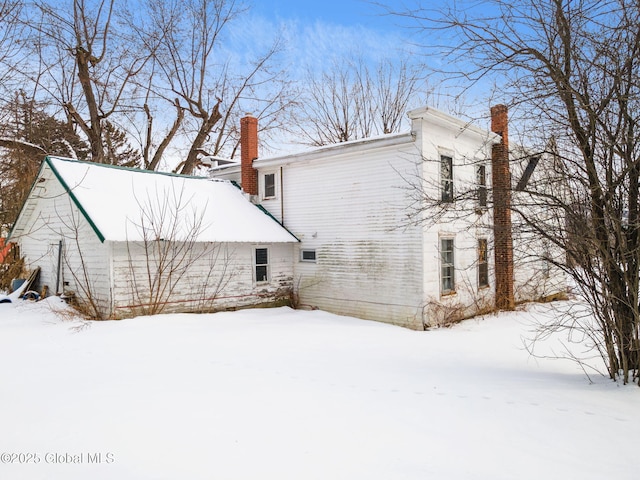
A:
[254,132,415,169]
[407,106,501,144]
[208,162,240,172]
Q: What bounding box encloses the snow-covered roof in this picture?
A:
[16,157,298,244]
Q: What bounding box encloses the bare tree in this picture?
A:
[124,182,235,316]
[393,0,640,384]
[1,0,296,176]
[297,55,423,146]
[18,0,156,165]
[0,0,26,93]
[144,0,295,175]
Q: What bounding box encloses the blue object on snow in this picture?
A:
[11,278,25,293]
[22,291,40,301]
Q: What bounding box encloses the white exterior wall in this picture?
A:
[205,106,567,328]
[14,163,295,319]
[109,241,294,317]
[510,152,567,302]
[13,164,112,316]
[256,137,425,329]
[412,110,497,325]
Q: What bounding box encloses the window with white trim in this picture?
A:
[263,173,276,199]
[255,247,269,283]
[441,155,454,202]
[441,238,455,294]
[477,164,487,207]
[300,249,316,262]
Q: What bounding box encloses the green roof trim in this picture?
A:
[11,155,297,245]
[220,177,298,241]
[40,156,215,244]
[45,156,106,243]
[256,204,300,242]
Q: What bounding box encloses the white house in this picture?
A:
[211,107,566,329]
[9,105,565,326]
[8,157,299,319]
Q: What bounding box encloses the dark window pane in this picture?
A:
[302,250,316,261]
[478,239,489,287]
[478,165,487,207]
[264,174,275,198]
[255,248,268,265]
[478,239,487,262]
[441,155,453,202]
[255,248,268,282]
[256,265,268,282]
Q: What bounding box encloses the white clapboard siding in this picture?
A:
[13,160,296,319]
[258,136,426,329]
[415,110,498,322]
[510,149,567,302]
[255,108,502,328]
[15,163,112,315]
[109,241,294,317]
[199,106,567,328]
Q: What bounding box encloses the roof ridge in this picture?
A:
[46,156,211,181]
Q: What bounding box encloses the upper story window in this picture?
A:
[477,164,487,207]
[263,173,276,199]
[441,155,453,203]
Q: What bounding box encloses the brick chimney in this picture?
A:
[241,115,258,196]
[491,105,515,310]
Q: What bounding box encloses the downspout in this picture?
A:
[55,239,63,295]
[280,166,284,226]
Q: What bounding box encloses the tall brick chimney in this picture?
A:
[491,105,515,310]
[241,115,258,196]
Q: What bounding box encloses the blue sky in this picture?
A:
[244,1,492,116]
[251,0,396,31]
[242,0,416,77]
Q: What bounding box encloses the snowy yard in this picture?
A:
[0,298,637,480]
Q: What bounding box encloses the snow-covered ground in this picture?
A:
[0,297,637,480]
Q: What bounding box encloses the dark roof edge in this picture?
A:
[45,156,106,243]
[255,204,300,242]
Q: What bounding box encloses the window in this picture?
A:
[542,239,552,278]
[440,238,455,294]
[255,248,269,282]
[263,173,276,199]
[478,239,489,288]
[477,164,487,207]
[300,249,316,262]
[441,155,453,202]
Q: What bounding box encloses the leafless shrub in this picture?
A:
[123,182,235,316]
[422,296,468,329]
